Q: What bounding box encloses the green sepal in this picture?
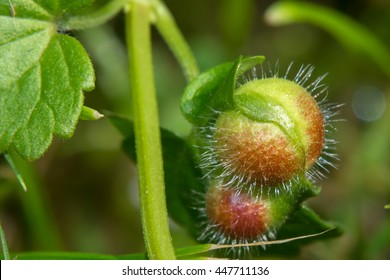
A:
[181,62,233,125]
[79,106,104,121]
[213,55,265,113]
[181,55,265,126]
[108,113,203,237]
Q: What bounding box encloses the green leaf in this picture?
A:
[181,62,233,125]
[181,56,265,126]
[260,205,342,257]
[58,0,95,13]
[108,113,203,237]
[0,1,95,160]
[214,55,265,112]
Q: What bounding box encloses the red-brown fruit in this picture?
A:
[212,78,325,186]
[205,186,269,239]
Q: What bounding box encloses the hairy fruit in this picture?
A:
[204,77,326,189]
[181,57,340,255]
[205,185,269,239]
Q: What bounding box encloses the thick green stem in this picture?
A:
[152,0,199,81]
[125,1,175,259]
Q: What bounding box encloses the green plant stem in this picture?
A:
[60,0,126,30]
[152,0,199,81]
[125,1,175,260]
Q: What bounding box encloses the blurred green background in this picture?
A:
[1,0,390,259]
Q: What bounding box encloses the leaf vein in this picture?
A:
[0,26,49,47]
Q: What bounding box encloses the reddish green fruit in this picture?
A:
[211,78,325,187]
[205,185,269,239]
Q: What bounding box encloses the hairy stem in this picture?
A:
[125,1,175,259]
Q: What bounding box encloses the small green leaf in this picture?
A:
[279,205,342,240]
[181,62,233,125]
[385,204,390,210]
[79,106,104,121]
[261,205,342,257]
[214,55,265,112]
[181,56,265,126]
[175,244,212,258]
[108,114,203,237]
[0,1,95,160]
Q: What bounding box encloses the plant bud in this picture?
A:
[211,78,325,187]
[201,183,295,244]
[205,185,269,239]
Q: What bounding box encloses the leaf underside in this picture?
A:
[0,0,95,160]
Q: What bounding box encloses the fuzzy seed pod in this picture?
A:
[181,56,340,253]
[205,184,269,240]
[212,78,324,187]
[199,183,297,253]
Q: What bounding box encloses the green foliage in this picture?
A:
[5,0,385,260]
[265,1,390,77]
[58,0,95,13]
[0,0,95,160]
[261,206,342,257]
[181,56,264,126]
